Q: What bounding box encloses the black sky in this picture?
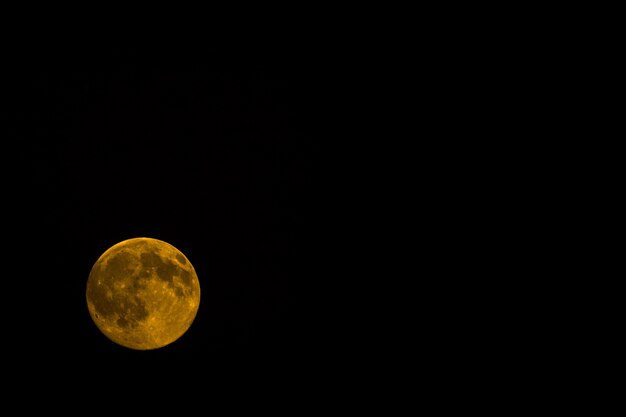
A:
[3,47,328,376]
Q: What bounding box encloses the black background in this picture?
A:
[2,46,334,380]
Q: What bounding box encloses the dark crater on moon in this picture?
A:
[140,251,177,285]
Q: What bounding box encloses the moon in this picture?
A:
[86,237,200,350]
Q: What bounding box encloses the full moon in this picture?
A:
[86,237,201,350]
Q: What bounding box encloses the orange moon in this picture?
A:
[86,237,201,350]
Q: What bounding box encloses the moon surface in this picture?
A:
[86,237,200,350]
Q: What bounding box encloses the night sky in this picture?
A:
[3,47,328,376]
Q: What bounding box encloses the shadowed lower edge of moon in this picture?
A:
[86,237,200,350]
